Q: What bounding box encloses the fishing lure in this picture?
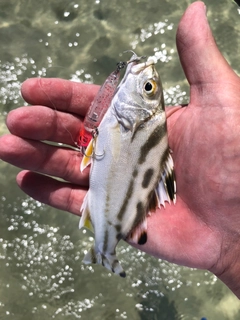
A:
[77,61,126,154]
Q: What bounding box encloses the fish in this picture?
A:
[79,52,176,277]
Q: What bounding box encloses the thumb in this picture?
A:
[176,1,237,88]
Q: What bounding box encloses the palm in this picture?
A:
[140,81,240,271]
[133,2,240,272]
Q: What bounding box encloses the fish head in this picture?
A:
[113,55,164,135]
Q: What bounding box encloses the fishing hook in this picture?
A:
[92,141,105,160]
[81,128,105,160]
[91,128,105,160]
[123,50,147,64]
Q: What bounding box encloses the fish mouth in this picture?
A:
[125,50,147,64]
[130,56,157,74]
[119,51,157,83]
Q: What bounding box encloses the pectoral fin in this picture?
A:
[80,139,94,172]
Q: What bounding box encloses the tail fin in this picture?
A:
[83,246,126,278]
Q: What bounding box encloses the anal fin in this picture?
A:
[79,192,94,232]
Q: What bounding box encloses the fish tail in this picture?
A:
[83,246,126,278]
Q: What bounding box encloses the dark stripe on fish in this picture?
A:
[133,168,138,178]
[138,232,147,245]
[90,247,97,264]
[116,233,122,241]
[147,189,159,212]
[112,259,120,273]
[136,202,145,221]
[138,123,166,164]
[142,168,154,188]
[160,94,165,111]
[142,148,170,212]
[127,201,147,245]
[103,229,109,253]
[125,201,145,237]
[115,224,121,232]
[115,224,122,241]
[117,179,134,220]
[160,147,170,171]
[128,202,148,245]
[133,202,147,236]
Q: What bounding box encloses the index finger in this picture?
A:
[21,78,100,116]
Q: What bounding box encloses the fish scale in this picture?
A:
[79,53,176,277]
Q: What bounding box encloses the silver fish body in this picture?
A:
[80,54,176,277]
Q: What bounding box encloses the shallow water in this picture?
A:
[1,0,240,319]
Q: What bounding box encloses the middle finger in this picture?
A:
[0,134,89,185]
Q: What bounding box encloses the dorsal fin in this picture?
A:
[155,152,176,207]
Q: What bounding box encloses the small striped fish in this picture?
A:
[80,53,176,277]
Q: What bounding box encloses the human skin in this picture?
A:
[1,1,240,298]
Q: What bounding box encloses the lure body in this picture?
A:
[80,54,176,277]
[77,63,125,152]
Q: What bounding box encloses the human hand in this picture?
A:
[1,1,240,297]
[0,79,100,213]
[134,1,240,298]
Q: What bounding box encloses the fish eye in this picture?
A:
[143,80,157,96]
